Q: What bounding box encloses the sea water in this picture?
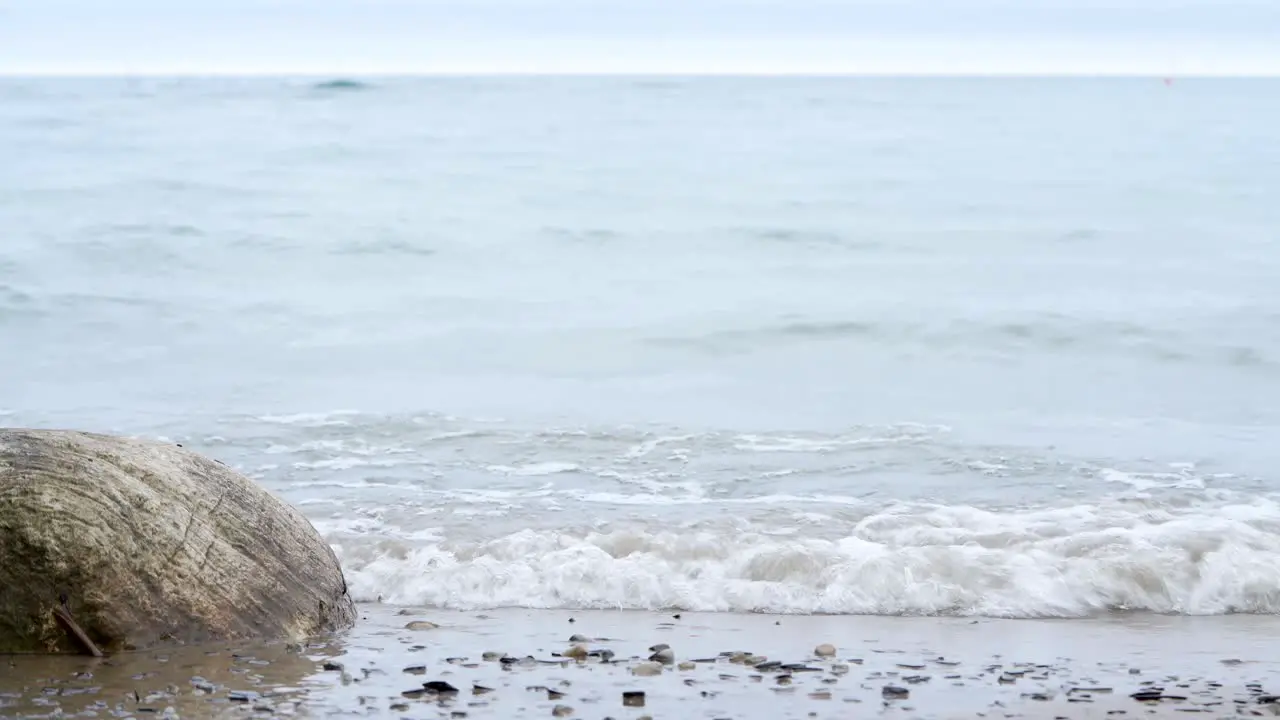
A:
[3,76,1279,617]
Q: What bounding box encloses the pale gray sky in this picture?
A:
[2,0,1277,75]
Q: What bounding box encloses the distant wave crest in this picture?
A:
[311,79,373,92]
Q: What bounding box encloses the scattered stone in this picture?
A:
[551,704,573,717]
[482,651,504,661]
[321,661,343,672]
[883,685,909,699]
[473,684,493,695]
[424,681,459,695]
[403,665,426,675]
[622,691,646,707]
[563,645,589,661]
[815,643,836,657]
[405,621,439,631]
[678,661,696,671]
[631,662,663,677]
[649,647,675,664]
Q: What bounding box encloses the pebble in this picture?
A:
[649,647,675,664]
[8,628,1273,720]
[883,685,910,699]
[563,644,589,661]
[405,621,439,631]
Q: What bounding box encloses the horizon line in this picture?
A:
[3,70,1279,79]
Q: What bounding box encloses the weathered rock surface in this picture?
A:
[0,428,356,654]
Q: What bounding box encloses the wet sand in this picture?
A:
[4,605,1280,718]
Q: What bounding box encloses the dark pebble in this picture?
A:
[322,661,344,672]
[403,666,427,675]
[622,691,646,707]
[882,685,909,699]
[424,681,459,695]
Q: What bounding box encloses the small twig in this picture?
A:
[52,605,103,657]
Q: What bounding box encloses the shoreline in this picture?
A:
[5,605,1280,718]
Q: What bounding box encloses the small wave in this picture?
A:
[0,284,35,307]
[644,314,1274,368]
[485,462,581,477]
[255,410,364,426]
[331,238,435,257]
[333,498,1280,617]
[311,79,372,92]
[539,226,623,246]
[740,227,879,250]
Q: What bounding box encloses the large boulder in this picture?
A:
[0,428,356,654]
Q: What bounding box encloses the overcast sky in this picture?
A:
[2,0,1277,75]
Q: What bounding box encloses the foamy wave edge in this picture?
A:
[331,499,1280,618]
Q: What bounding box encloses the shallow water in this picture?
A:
[2,76,1279,617]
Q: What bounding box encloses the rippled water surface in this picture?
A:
[3,77,1279,616]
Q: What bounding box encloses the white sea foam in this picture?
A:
[1100,467,1209,491]
[255,411,362,426]
[332,497,1280,617]
[291,457,405,471]
[485,461,581,476]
